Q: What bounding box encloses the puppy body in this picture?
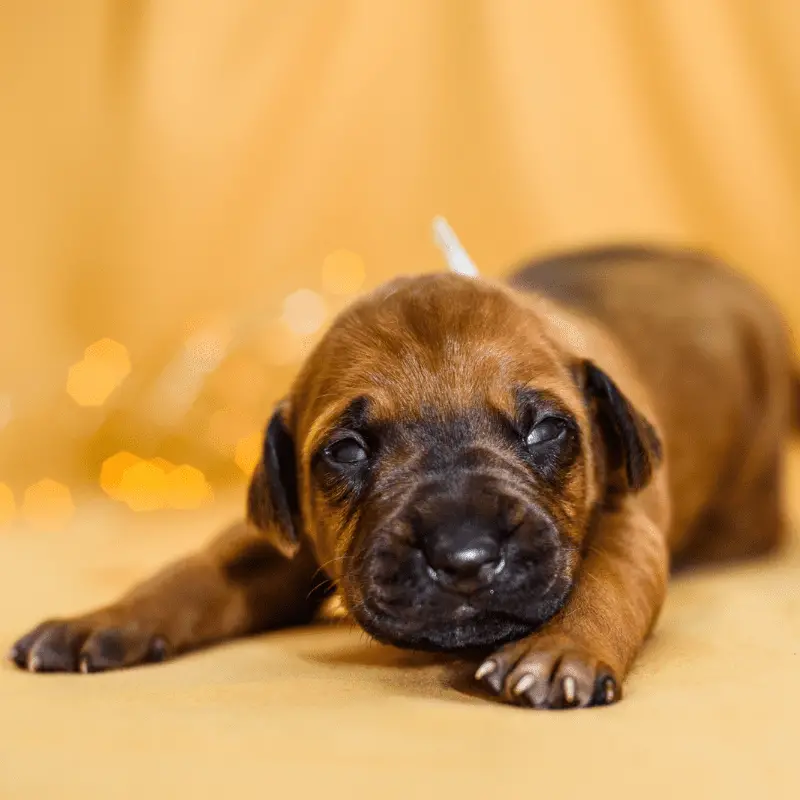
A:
[513,246,793,564]
[11,246,796,708]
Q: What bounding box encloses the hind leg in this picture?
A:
[673,450,788,570]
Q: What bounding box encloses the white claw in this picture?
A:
[512,673,536,696]
[562,675,577,705]
[79,657,89,675]
[474,660,496,681]
[27,655,40,673]
[604,679,615,703]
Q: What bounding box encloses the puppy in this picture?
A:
[9,245,799,709]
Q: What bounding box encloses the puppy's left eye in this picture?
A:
[326,438,369,465]
[526,417,566,447]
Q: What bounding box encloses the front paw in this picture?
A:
[7,615,171,674]
[475,634,620,709]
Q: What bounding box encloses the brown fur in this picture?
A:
[9,245,797,708]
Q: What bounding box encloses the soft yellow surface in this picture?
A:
[2,449,799,799]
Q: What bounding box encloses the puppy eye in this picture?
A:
[526,417,566,447]
[326,438,369,465]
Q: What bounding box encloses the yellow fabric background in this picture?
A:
[0,0,798,497]
[1,3,800,796]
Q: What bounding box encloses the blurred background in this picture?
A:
[0,0,798,533]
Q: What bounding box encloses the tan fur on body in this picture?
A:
[10,246,797,709]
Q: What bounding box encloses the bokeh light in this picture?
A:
[322,249,366,295]
[147,325,233,425]
[117,461,168,512]
[8,267,365,526]
[66,337,131,407]
[101,453,214,512]
[165,465,214,510]
[0,483,15,526]
[151,457,175,473]
[281,289,327,336]
[100,451,141,500]
[22,479,75,531]
[183,328,232,372]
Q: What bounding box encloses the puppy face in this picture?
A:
[248,274,661,652]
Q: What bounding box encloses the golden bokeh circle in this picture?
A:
[100,451,141,500]
[166,465,214,510]
[67,338,132,407]
[281,289,327,336]
[117,461,168,512]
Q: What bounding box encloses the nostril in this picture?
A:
[439,545,499,577]
[424,537,505,591]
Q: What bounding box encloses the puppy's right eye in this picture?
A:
[326,438,369,466]
[526,417,567,448]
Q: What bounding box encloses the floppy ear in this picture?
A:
[246,404,302,557]
[580,360,663,493]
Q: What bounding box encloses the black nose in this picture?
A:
[423,533,504,592]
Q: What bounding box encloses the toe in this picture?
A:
[475,637,622,710]
[506,651,561,707]
[8,621,58,668]
[477,660,505,695]
[591,668,620,706]
[79,627,169,672]
[27,622,90,672]
[146,636,172,663]
[546,651,598,708]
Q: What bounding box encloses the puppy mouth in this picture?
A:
[340,514,575,652]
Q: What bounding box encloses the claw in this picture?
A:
[148,637,169,663]
[562,675,577,706]
[604,677,615,704]
[474,660,496,681]
[512,674,536,696]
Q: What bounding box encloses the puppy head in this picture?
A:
[247,274,662,651]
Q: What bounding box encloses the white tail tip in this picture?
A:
[432,216,480,277]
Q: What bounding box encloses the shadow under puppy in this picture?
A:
[10,245,799,709]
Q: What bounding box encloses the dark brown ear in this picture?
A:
[246,404,301,557]
[581,360,663,493]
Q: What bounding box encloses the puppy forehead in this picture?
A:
[296,275,584,445]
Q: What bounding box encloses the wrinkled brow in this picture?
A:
[305,395,372,456]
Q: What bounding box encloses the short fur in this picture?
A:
[11,245,797,709]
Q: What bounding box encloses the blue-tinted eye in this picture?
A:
[327,438,369,465]
[526,418,566,447]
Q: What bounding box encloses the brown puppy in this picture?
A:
[9,245,798,709]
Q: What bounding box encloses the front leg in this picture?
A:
[8,522,322,673]
[476,503,668,708]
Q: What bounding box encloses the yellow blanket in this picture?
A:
[2,449,799,798]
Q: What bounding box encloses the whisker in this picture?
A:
[305,576,335,600]
[311,555,348,582]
